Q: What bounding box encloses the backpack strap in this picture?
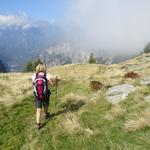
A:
[35,72,46,80]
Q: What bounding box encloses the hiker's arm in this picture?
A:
[53,76,60,85]
[48,78,54,86]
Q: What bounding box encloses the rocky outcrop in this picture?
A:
[106,84,136,104]
[140,77,150,85]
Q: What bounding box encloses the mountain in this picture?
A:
[41,51,72,66]
[40,43,89,66]
[0,21,62,71]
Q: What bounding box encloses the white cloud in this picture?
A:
[65,0,150,54]
[0,13,55,31]
[0,14,28,28]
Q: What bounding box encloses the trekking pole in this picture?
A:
[55,76,58,107]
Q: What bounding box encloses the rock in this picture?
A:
[106,84,136,104]
[121,63,149,72]
[143,54,150,62]
[144,95,150,102]
[140,77,150,85]
[121,64,137,72]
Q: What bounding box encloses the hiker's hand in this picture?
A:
[53,76,60,85]
[55,76,60,83]
[49,79,54,86]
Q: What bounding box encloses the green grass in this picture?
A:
[0,96,34,149]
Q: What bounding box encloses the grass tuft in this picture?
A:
[58,93,87,111]
[62,113,81,134]
[124,117,150,132]
[105,105,126,120]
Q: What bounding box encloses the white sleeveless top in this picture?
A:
[31,72,52,82]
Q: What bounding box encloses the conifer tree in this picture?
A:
[24,61,34,72]
[88,53,96,64]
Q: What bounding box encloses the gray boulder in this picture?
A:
[140,77,150,85]
[106,84,136,104]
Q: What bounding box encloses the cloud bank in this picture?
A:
[0,13,55,30]
[0,13,28,28]
[64,0,150,55]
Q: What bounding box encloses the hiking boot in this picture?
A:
[35,123,42,129]
[44,113,50,119]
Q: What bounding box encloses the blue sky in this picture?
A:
[0,0,72,21]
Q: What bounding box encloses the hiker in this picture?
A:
[32,63,53,129]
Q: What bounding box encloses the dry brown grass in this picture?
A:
[124,117,150,132]
[58,93,87,111]
[142,108,150,116]
[62,112,94,137]
[62,112,81,134]
[105,105,126,120]
[63,93,87,101]
[49,64,99,80]
[0,73,32,106]
[124,108,150,132]
[47,53,150,88]
[49,63,126,89]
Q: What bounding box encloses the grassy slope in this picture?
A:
[0,53,150,150]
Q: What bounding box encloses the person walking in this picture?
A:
[32,63,53,129]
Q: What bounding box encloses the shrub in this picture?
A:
[24,58,43,72]
[90,80,103,92]
[124,71,140,79]
[24,61,34,72]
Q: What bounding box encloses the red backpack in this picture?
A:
[34,73,48,100]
